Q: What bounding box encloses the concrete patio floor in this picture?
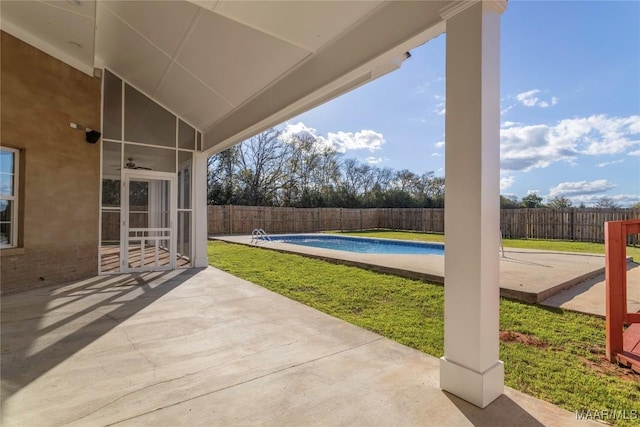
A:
[1,267,597,426]
[541,260,640,317]
[215,234,608,303]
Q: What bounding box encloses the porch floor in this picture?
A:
[1,267,597,426]
[618,323,640,373]
[100,245,191,273]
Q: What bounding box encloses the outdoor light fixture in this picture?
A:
[70,122,101,144]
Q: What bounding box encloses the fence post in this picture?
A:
[228,205,233,234]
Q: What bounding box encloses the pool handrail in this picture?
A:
[251,228,271,244]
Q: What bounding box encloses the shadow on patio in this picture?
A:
[1,267,596,426]
[1,269,201,405]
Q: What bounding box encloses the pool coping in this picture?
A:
[210,233,608,304]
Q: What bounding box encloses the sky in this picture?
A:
[281,0,640,207]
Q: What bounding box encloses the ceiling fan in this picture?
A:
[117,157,152,171]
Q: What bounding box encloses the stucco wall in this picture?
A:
[1,32,101,293]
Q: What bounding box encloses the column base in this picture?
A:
[193,256,209,268]
[440,357,504,408]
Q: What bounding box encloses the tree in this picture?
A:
[631,201,640,209]
[311,147,341,206]
[521,193,544,208]
[365,167,394,207]
[594,196,619,209]
[236,129,288,206]
[337,158,365,207]
[394,169,420,193]
[205,125,447,209]
[500,195,520,209]
[422,173,445,207]
[102,179,121,207]
[208,145,239,205]
[547,195,573,209]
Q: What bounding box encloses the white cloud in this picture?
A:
[282,122,385,153]
[416,77,444,94]
[568,193,640,207]
[516,89,541,107]
[548,179,616,198]
[500,176,515,191]
[433,95,446,116]
[326,129,385,152]
[366,156,384,164]
[502,121,520,128]
[596,159,625,168]
[527,189,541,195]
[557,115,640,155]
[501,104,514,115]
[416,85,428,94]
[282,122,320,142]
[434,141,445,148]
[500,114,640,171]
[431,153,441,157]
[629,149,640,156]
[516,89,558,108]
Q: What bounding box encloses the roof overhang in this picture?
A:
[1,0,449,155]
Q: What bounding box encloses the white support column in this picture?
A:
[192,151,209,268]
[439,0,506,408]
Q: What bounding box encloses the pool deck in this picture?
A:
[213,234,613,305]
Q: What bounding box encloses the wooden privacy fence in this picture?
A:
[500,208,639,243]
[208,206,639,244]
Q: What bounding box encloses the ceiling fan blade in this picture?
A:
[135,166,153,170]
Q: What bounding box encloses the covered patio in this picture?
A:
[1,267,594,426]
[3,0,509,412]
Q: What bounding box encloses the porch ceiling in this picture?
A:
[0,0,449,154]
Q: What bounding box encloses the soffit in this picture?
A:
[94,1,386,132]
[1,0,450,151]
[195,1,385,52]
[0,0,96,75]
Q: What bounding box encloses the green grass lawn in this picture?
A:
[209,240,640,425]
[331,229,640,261]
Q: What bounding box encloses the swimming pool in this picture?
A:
[264,234,444,255]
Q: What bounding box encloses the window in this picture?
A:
[0,147,19,248]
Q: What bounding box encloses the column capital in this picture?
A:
[440,0,507,21]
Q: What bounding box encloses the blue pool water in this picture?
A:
[265,234,444,255]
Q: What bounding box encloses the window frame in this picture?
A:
[0,147,20,249]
